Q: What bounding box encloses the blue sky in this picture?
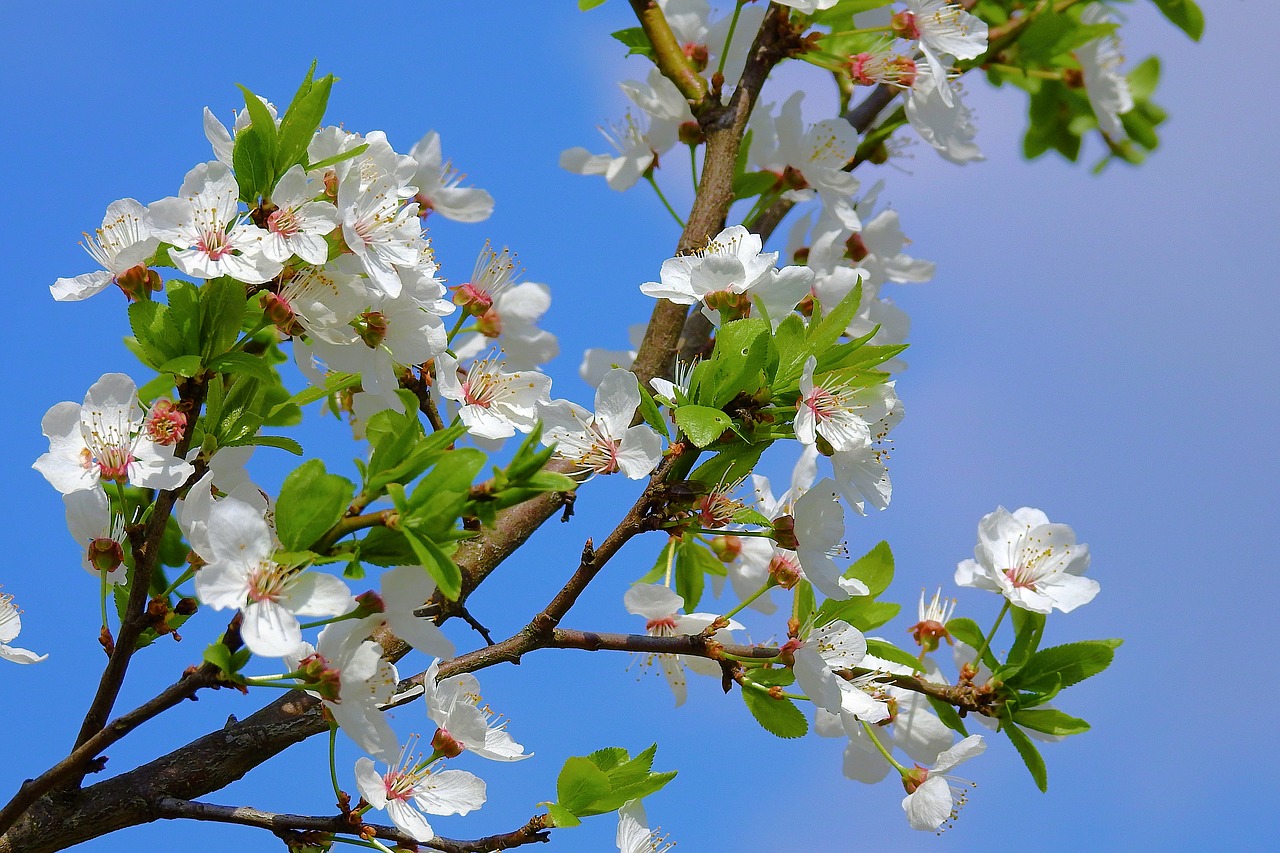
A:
[1,2,1275,851]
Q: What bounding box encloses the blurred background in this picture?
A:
[0,1,1274,850]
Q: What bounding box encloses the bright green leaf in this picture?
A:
[1005,723,1048,791]
[741,685,808,739]
[1014,707,1090,736]
[673,405,731,448]
[556,756,612,815]
[275,460,356,551]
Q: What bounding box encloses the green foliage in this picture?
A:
[278,64,337,175]
[673,405,732,448]
[1014,707,1090,737]
[741,668,808,739]
[1149,0,1204,40]
[865,639,923,672]
[815,541,900,631]
[578,0,608,9]
[1004,723,1048,792]
[673,538,725,610]
[275,460,355,552]
[550,745,676,825]
[1006,639,1120,694]
[611,27,655,59]
[946,616,999,672]
[202,642,251,681]
[231,67,338,201]
[927,696,970,737]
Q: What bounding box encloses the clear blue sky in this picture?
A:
[1,2,1274,851]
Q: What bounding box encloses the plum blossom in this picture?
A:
[0,591,46,664]
[787,619,881,718]
[287,620,401,761]
[51,198,160,302]
[423,662,531,761]
[1077,4,1134,140]
[560,111,662,192]
[203,97,278,167]
[354,745,486,843]
[62,488,127,585]
[902,734,985,831]
[897,1,989,108]
[146,162,282,283]
[624,583,741,707]
[262,264,367,344]
[904,69,984,164]
[408,130,494,222]
[617,799,674,853]
[194,493,354,657]
[259,165,339,265]
[364,567,455,661]
[34,373,194,495]
[453,281,559,371]
[435,352,550,441]
[538,368,663,479]
[338,171,423,298]
[795,356,899,453]
[955,506,1098,614]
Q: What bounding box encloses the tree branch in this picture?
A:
[152,798,551,852]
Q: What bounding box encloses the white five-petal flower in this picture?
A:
[51,199,160,301]
[623,583,741,707]
[538,368,663,479]
[354,746,486,843]
[902,734,985,831]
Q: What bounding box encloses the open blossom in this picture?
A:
[259,165,339,265]
[453,281,559,371]
[639,225,776,307]
[424,662,531,761]
[538,368,662,479]
[147,162,282,283]
[898,1,989,108]
[580,322,647,388]
[364,567,456,661]
[904,68,984,164]
[52,198,160,302]
[288,620,401,761]
[338,171,423,298]
[354,746,486,843]
[194,493,354,657]
[34,373,194,495]
[902,734,985,831]
[624,583,741,707]
[62,488,127,585]
[0,591,47,664]
[955,506,1098,614]
[408,130,494,222]
[560,111,661,192]
[264,264,367,344]
[435,352,550,441]
[617,799,674,853]
[788,619,877,716]
[1077,4,1134,140]
[795,356,899,453]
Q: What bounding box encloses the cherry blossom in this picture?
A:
[354,746,485,843]
[423,663,531,761]
[956,506,1098,614]
[259,165,339,265]
[0,591,46,664]
[51,198,160,302]
[788,619,872,715]
[146,162,282,283]
[62,488,127,585]
[902,734,985,831]
[538,368,663,479]
[795,356,899,453]
[193,493,354,657]
[1077,4,1134,141]
[435,352,550,441]
[408,130,494,222]
[616,799,673,853]
[623,583,741,707]
[898,1,989,108]
[34,373,194,495]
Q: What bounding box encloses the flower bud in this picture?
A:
[891,10,921,40]
[683,41,709,72]
[116,263,163,301]
[710,534,743,563]
[352,590,386,618]
[88,537,124,575]
[771,515,799,550]
[678,120,706,147]
[431,726,465,759]
[452,282,494,317]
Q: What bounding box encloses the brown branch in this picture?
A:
[152,798,551,852]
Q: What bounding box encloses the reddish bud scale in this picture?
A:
[297,653,342,701]
[452,282,494,317]
[352,590,386,617]
[476,306,502,338]
[431,727,465,759]
[891,11,921,40]
[703,289,751,321]
[683,41,709,72]
[902,766,930,795]
[771,515,799,550]
[781,165,809,192]
[678,120,706,147]
[355,311,389,348]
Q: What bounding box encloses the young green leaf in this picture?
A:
[1013,707,1090,737]
[673,405,732,448]
[555,756,612,816]
[1004,723,1048,792]
[274,459,356,551]
[741,685,808,739]
[1011,640,1120,693]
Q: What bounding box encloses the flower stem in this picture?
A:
[826,26,893,38]
[720,578,778,622]
[970,600,1011,668]
[715,1,746,80]
[299,610,361,631]
[861,720,909,774]
[446,311,469,344]
[986,62,1063,80]
[328,721,343,804]
[741,679,808,702]
[99,566,110,630]
[646,174,686,228]
[689,144,700,190]
[159,566,196,598]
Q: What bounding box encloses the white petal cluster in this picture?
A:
[51,199,160,301]
[538,369,663,480]
[624,583,741,707]
[354,747,486,843]
[436,352,551,441]
[423,662,531,762]
[955,506,1099,613]
[0,592,46,664]
[1077,4,1135,140]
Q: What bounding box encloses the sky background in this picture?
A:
[1,1,1275,851]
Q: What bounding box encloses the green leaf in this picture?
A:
[275,460,356,551]
[1004,723,1048,791]
[611,26,654,58]
[585,747,630,774]
[237,84,279,159]
[864,639,923,672]
[842,540,893,597]
[820,599,899,632]
[556,756,612,815]
[700,318,773,409]
[673,405,731,448]
[927,696,969,737]
[545,804,580,828]
[636,380,670,440]
[276,69,337,175]
[674,540,706,610]
[304,142,369,173]
[268,372,361,417]
[1149,0,1204,40]
[1007,608,1046,667]
[1014,707,1090,737]
[199,277,248,363]
[401,529,463,600]
[202,642,234,672]
[1011,640,1120,693]
[741,685,808,739]
[946,617,999,671]
[232,126,274,203]
[207,352,273,381]
[128,300,183,367]
[578,0,608,9]
[156,354,204,378]
[689,442,766,489]
[733,170,778,200]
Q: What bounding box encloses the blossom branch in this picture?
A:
[628,0,709,107]
[151,798,551,852]
[70,375,210,757]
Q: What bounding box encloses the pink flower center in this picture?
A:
[646,616,678,633]
[94,445,134,482]
[1003,566,1038,590]
[801,386,840,422]
[267,207,300,238]
[246,564,288,603]
[197,227,233,261]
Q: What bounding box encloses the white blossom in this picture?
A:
[624,583,740,707]
[51,199,160,301]
[538,369,662,479]
[408,130,494,222]
[1077,4,1134,140]
[435,352,550,441]
[354,747,485,843]
[0,592,46,664]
